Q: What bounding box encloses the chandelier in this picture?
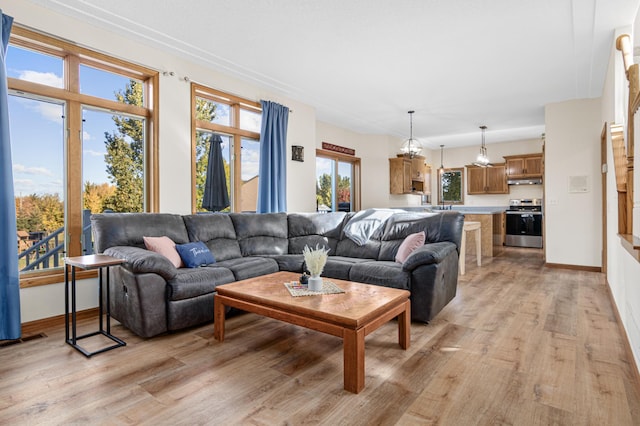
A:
[400,110,422,158]
[472,125,493,167]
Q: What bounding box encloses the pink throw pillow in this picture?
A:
[143,236,183,268]
[395,231,426,263]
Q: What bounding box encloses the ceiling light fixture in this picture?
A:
[439,144,445,172]
[400,110,422,158]
[472,125,493,167]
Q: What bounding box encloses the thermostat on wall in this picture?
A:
[568,175,589,193]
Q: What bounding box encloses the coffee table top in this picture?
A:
[215,271,410,328]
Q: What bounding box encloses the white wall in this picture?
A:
[545,98,602,267]
[601,25,640,373]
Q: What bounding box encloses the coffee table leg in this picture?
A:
[399,300,411,350]
[343,327,365,393]
[214,294,225,342]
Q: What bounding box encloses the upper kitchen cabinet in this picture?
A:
[467,163,508,194]
[503,153,543,178]
[389,155,431,194]
[389,157,412,194]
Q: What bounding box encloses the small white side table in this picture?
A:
[459,221,482,275]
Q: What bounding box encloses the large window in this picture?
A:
[7,27,158,286]
[191,84,261,212]
[316,149,361,212]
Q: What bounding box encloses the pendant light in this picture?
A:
[438,144,445,172]
[400,110,422,158]
[472,125,493,167]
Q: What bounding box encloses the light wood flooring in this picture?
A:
[1,247,639,425]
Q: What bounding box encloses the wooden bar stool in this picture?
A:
[459,221,481,275]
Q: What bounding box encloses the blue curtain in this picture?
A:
[0,11,20,340]
[257,100,289,213]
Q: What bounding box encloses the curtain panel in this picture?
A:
[0,10,21,340]
[256,100,289,213]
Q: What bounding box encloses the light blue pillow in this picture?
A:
[175,242,216,268]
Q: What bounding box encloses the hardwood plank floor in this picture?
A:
[1,247,639,425]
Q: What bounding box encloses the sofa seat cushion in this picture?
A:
[167,266,235,301]
[260,254,305,272]
[349,261,410,290]
[215,256,279,281]
[323,256,372,280]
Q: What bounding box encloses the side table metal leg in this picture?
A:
[71,265,77,344]
[99,267,104,333]
[64,264,69,342]
[105,266,111,334]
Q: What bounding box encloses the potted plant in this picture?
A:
[302,244,330,291]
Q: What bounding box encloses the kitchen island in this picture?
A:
[396,206,506,257]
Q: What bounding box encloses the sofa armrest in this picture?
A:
[104,246,178,280]
[401,242,458,272]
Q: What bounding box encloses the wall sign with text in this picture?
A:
[322,142,355,156]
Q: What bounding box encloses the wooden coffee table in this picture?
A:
[213,271,410,393]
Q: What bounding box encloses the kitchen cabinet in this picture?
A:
[389,158,412,194]
[466,163,508,194]
[389,156,431,194]
[503,153,543,178]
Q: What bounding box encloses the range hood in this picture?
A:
[507,177,543,185]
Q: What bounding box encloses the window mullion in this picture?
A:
[66,100,83,257]
[233,134,242,212]
[65,54,83,256]
[233,105,242,212]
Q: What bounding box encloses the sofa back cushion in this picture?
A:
[91,213,189,253]
[334,212,382,259]
[378,211,464,261]
[182,213,242,261]
[230,212,288,256]
[288,212,346,254]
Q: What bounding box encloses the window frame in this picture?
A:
[315,149,361,212]
[190,83,262,213]
[8,26,159,287]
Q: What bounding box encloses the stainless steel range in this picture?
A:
[505,199,543,248]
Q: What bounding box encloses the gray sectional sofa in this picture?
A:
[91,209,464,338]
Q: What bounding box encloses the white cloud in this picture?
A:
[240,112,261,133]
[13,164,55,177]
[13,178,63,196]
[18,70,63,88]
[15,97,63,123]
[83,131,91,141]
[84,148,105,157]
[241,149,260,180]
[35,102,64,123]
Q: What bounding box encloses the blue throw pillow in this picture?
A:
[175,242,216,268]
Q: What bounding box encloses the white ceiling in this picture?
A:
[26,0,640,148]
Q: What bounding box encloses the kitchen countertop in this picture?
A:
[394,206,507,214]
